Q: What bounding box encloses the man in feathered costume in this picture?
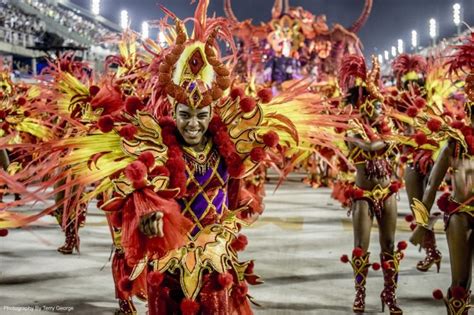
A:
[0,1,349,314]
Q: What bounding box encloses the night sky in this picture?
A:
[71,0,474,57]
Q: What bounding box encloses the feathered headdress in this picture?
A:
[339,55,383,104]
[446,31,474,102]
[391,53,427,86]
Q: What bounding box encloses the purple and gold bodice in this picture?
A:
[179,141,229,236]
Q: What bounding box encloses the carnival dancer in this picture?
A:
[391,53,443,272]
[339,55,406,314]
[410,32,474,315]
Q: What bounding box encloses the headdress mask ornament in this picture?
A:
[158,20,231,112]
[391,53,427,89]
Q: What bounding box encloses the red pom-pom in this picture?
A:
[382,261,391,270]
[0,229,8,237]
[372,262,381,270]
[404,214,414,222]
[389,182,401,193]
[397,241,408,251]
[451,286,467,299]
[89,85,100,96]
[450,121,464,129]
[118,277,133,293]
[414,132,427,146]
[180,298,200,315]
[119,124,137,141]
[257,88,273,103]
[98,115,114,133]
[340,254,349,263]
[231,234,248,252]
[407,106,419,117]
[217,272,234,289]
[138,152,155,169]
[352,247,364,257]
[240,97,256,113]
[124,161,147,183]
[147,271,164,288]
[409,223,417,231]
[437,192,451,212]
[427,119,442,132]
[335,127,345,134]
[125,96,145,114]
[432,289,444,300]
[353,188,364,199]
[414,97,426,109]
[250,147,266,162]
[399,155,408,163]
[17,97,26,106]
[230,87,245,100]
[263,131,279,147]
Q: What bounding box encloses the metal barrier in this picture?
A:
[0,26,35,47]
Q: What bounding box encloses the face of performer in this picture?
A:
[175,103,212,149]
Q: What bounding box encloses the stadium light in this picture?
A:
[397,39,404,54]
[391,46,396,57]
[453,3,461,35]
[141,21,149,39]
[411,30,418,49]
[378,54,383,64]
[384,50,389,60]
[429,18,437,45]
[91,0,100,15]
[120,10,129,30]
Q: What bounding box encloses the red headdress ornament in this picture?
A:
[391,53,427,87]
[446,31,474,102]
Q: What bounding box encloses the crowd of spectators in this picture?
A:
[0,0,45,47]
[24,0,115,44]
[0,0,45,35]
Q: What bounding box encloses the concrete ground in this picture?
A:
[0,179,462,315]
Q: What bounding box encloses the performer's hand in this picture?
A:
[139,212,164,238]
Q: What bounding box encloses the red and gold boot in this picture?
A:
[115,299,137,315]
[380,251,403,314]
[57,205,86,254]
[57,222,79,254]
[434,287,472,315]
[416,230,442,273]
[341,248,376,313]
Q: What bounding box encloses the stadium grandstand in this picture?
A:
[0,0,120,79]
